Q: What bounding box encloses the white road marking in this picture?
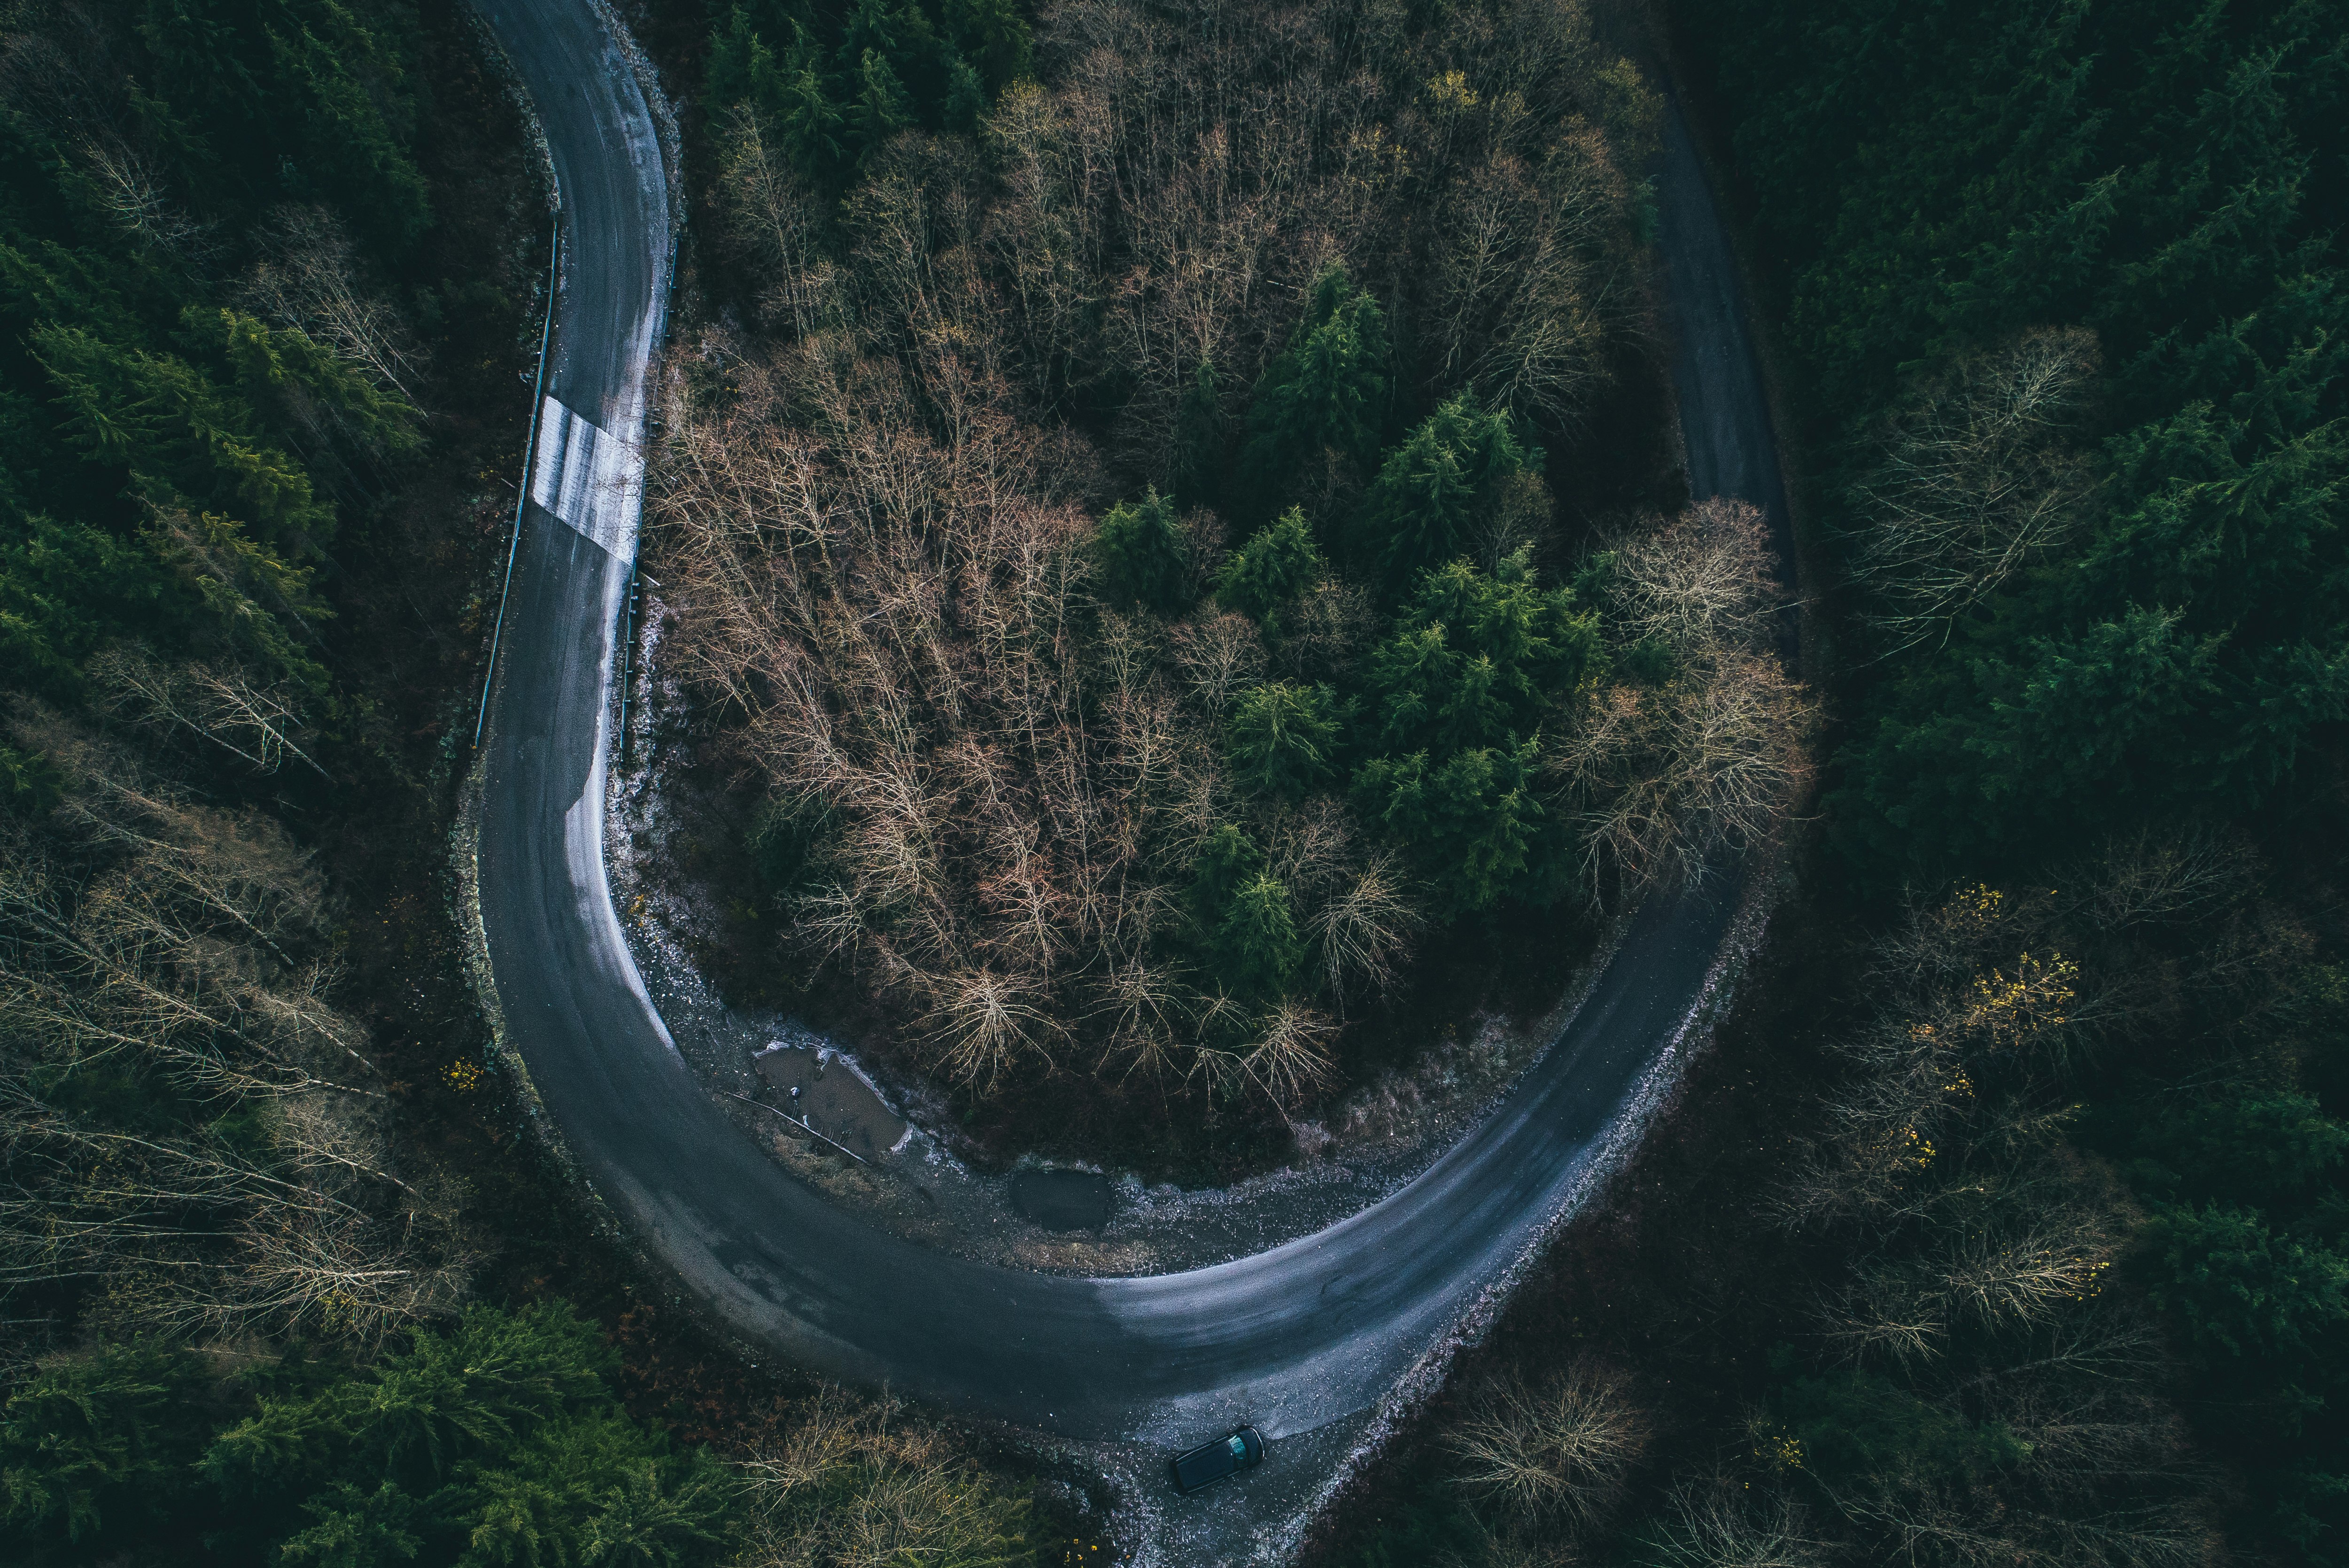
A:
[531,395,645,561]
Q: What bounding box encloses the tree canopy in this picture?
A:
[1684,0,2349,881]
[0,0,434,731]
[1,1304,737,1568]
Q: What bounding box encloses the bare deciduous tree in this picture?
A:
[1550,500,1814,898]
[1845,327,2101,654]
[0,703,461,1343]
[666,0,1667,1107]
[1447,1359,1650,1527]
[89,645,327,778]
[241,205,426,400]
[736,1390,1034,1568]
[1640,1475,1827,1568]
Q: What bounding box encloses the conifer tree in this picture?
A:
[1353,737,1544,917]
[1188,822,1263,927]
[0,1342,212,1553]
[946,0,1033,89]
[1227,680,1343,801]
[1359,394,1536,591]
[1242,267,1390,497]
[1171,356,1224,507]
[846,49,915,160]
[1093,487,1189,613]
[1217,872,1303,997]
[1217,507,1325,634]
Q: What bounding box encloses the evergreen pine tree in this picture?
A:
[1226,681,1343,801]
[846,49,914,160]
[1217,872,1302,997]
[0,1342,212,1553]
[1358,394,1535,591]
[1171,356,1224,507]
[1217,507,1325,634]
[1093,487,1189,613]
[1241,267,1389,500]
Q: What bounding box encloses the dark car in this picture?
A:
[1170,1426,1266,1494]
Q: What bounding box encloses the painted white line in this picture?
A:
[530,395,645,561]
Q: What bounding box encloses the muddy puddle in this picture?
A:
[751,1043,909,1165]
[1009,1168,1114,1232]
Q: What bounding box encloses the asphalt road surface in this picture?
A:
[470,0,1787,1457]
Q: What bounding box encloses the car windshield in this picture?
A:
[1226,1435,1247,1458]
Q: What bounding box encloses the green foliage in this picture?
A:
[0,742,63,816]
[0,1342,213,1553]
[204,1301,614,1497]
[1687,0,2349,880]
[848,48,916,151]
[1186,823,1302,997]
[705,0,1032,184]
[2089,1009,2349,1558]
[1171,356,1224,507]
[2122,1090,2349,1212]
[0,1307,740,1568]
[1093,487,1190,613]
[1217,507,1325,633]
[120,0,430,253]
[2140,1203,2349,1366]
[1187,822,1263,934]
[1226,681,1343,801]
[1217,873,1303,998]
[0,0,432,739]
[0,1306,740,1568]
[204,305,421,457]
[1352,737,1544,919]
[944,0,1032,87]
[1772,1370,2030,1488]
[1242,266,1391,494]
[28,322,337,549]
[1345,551,1591,914]
[1366,551,1597,754]
[1357,394,1538,591]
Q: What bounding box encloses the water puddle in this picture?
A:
[1010,1168,1114,1232]
[751,1043,908,1165]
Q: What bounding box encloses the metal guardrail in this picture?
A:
[474,219,562,749]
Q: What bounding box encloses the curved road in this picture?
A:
[470,0,1788,1452]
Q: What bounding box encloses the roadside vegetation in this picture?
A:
[0,2,1153,1564]
[23,0,2342,1561]
[648,0,1811,1164]
[1323,0,2349,1564]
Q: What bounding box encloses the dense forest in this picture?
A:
[651,0,1810,1161]
[1,0,472,1394]
[10,0,2347,1564]
[0,0,1075,1561]
[0,2,769,1564]
[1324,1,2349,1566]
